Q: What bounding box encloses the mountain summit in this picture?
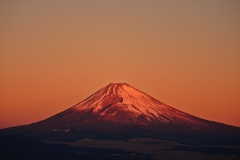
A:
[1,83,240,144]
[59,83,208,128]
[37,83,210,131]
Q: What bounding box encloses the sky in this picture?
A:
[0,0,240,129]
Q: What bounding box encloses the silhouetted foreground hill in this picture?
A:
[0,135,152,160]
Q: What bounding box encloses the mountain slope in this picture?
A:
[34,83,224,130]
[1,83,240,145]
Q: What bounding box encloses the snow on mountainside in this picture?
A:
[69,83,209,128]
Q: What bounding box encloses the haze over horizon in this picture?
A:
[0,0,240,129]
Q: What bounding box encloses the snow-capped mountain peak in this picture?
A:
[2,83,240,145]
[69,83,208,128]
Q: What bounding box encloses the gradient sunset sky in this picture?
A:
[0,0,240,129]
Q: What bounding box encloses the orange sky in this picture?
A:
[0,1,240,129]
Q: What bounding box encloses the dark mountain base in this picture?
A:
[1,122,240,146]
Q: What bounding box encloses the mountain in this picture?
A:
[1,83,240,145]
